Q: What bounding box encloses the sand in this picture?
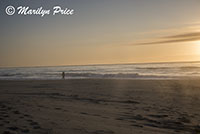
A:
[0,79,200,134]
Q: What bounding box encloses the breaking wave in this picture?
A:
[1,61,200,80]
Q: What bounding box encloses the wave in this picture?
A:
[0,73,24,77]
[136,66,200,70]
[0,72,172,80]
[180,66,200,70]
[1,62,200,80]
[64,73,140,78]
[136,67,171,70]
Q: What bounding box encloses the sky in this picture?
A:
[0,0,200,67]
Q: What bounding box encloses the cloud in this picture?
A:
[166,32,200,39]
[133,32,200,46]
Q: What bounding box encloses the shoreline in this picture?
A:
[1,77,200,81]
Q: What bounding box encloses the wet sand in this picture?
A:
[0,79,200,134]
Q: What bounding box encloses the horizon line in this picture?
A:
[0,60,200,69]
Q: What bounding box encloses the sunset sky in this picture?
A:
[1,0,200,67]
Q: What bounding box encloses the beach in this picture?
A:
[0,79,200,134]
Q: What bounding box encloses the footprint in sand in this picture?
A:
[33,125,41,129]
[7,126,19,131]
[55,107,62,110]
[93,130,115,134]
[30,121,38,126]
[132,124,144,128]
[3,130,14,134]
[20,128,30,133]
[23,114,31,117]
[19,116,24,119]
[3,120,10,124]
[26,119,41,130]
[13,110,20,115]
[3,115,9,118]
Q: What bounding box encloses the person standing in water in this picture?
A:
[62,72,65,79]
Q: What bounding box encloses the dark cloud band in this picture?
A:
[134,32,200,46]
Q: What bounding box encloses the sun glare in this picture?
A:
[194,40,200,45]
[192,40,200,55]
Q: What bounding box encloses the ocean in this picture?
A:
[0,61,200,80]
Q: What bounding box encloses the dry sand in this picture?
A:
[0,79,200,134]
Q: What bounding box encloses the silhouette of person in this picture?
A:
[62,72,65,79]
